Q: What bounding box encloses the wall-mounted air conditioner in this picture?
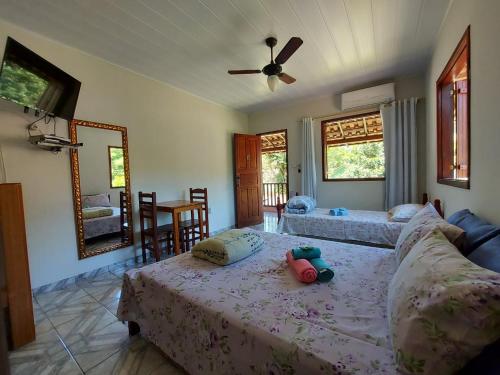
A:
[341,83,395,111]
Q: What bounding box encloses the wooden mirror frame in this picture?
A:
[69,119,133,259]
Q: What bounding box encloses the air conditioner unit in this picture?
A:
[341,83,395,111]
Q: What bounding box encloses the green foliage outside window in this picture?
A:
[326,141,385,179]
[0,60,49,108]
[262,151,287,183]
[109,147,125,188]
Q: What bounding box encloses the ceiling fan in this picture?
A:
[228,36,303,92]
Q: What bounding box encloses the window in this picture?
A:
[436,26,470,189]
[108,146,125,188]
[321,111,385,181]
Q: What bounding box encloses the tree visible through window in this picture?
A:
[108,146,125,188]
[0,60,49,108]
[322,112,385,180]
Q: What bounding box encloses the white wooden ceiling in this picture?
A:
[0,0,451,112]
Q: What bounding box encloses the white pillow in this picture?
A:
[388,203,424,223]
[394,202,464,265]
[83,193,111,208]
[388,229,500,375]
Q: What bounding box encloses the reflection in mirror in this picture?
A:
[69,120,133,259]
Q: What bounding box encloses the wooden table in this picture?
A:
[156,200,204,255]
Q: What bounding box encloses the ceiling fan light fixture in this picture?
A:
[267,74,279,92]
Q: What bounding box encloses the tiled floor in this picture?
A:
[249,211,279,232]
[10,259,184,375]
[8,214,279,375]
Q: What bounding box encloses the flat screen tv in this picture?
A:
[0,37,81,120]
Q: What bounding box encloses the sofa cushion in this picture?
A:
[388,229,500,375]
[395,202,464,265]
[448,209,500,255]
[467,235,500,273]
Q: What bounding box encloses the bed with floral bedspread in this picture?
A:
[278,208,405,247]
[118,231,398,374]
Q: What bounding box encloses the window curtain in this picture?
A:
[301,117,317,199]
[381,98,418,210]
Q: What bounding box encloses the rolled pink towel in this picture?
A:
[286,251,317,283]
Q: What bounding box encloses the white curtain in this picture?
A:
[381,98,418,210]
[301,117,317,199]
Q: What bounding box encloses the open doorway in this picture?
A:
[258,130,289,211]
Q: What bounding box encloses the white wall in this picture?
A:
[248,75,426,210]
[0,20,248,288]
[425,0,500,224]
[78,126,123,207]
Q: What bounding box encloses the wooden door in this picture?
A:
[0,228,10,375]
[234,134,263,228]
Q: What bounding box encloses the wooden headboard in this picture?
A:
[276,192,443,221]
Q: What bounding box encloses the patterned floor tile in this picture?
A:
[86,337,184,375]
[81,280,122,303]
[8,329,82,375]
[40,291,102,327]
[102,296,121,317]
[32,300,53,335]
[77,270,121,285]
[55,307,131,371]
[36,287,95,311]
[10,250,198,374]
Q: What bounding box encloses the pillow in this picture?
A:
[82,207,114,220]
[448,209,500,255]
[389,203,424,223]
[395,202,464,264]
[468,235,500,273]
[459,338,500,375]
[83,193,111,208]
[388,229,500,375]
[191,229,264,265]
[286,195,316,210]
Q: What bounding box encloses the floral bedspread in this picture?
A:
[278,208,405,246]
[118,231,398,374]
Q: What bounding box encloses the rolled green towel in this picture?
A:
[309,258,334,282]
[291,246,321,260]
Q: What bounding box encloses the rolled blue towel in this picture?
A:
[309,258,334,282]
[291,246,321,260]
[329,207,349,216]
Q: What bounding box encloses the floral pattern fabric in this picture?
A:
[388,229,500,375]
[394,203,464,265]
[388,204,424,223]
[278,208,405,246]
[83,207,121,239]
[118,230,398,374]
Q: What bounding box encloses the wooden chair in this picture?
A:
[181,188,209,251]
[120,191,130,242]
[139,192,174,262]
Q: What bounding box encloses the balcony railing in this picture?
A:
[262,182,287,207]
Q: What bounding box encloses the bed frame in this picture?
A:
[276,193,443,221]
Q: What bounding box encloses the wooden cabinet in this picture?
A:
[0,183,35,349]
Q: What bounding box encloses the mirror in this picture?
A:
[69,119,133,259]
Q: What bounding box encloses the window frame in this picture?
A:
[436,26,471,190]
[321,110,385,182]
[108,145,125,189]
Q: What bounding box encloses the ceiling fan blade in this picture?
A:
[278,73,296,84]
[228,69,261,74]
[275,37,303,64]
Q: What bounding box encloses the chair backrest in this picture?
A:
[139,192,158,235]
[120,191,128,226]
[190,188,209,235]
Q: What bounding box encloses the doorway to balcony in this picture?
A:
[258,129,289,211]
